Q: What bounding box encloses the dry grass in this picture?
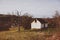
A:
[0,27,60,40]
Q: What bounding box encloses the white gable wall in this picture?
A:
[31,19,48,29]
[31,20,41,29]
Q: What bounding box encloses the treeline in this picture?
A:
[47,10,60,29]
[0,11,33,31]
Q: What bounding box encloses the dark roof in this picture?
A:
[31,18,48,24]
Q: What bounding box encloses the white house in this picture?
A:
[31,18,48,29]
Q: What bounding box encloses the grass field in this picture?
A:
[0,27,60,40]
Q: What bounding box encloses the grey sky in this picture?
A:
[0,0,60,18]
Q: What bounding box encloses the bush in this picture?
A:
[20,26,25,32]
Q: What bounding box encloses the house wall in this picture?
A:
[41,24,44,28]
[45,23,48,27]
[31,20,41,29]
[41,23,48,28]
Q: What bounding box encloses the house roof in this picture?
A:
[31,18,48,24]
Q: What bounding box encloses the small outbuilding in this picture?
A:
[31,18,48,29]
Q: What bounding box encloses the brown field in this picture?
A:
[0,27,60,40]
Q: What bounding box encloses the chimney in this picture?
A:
[35,18,37,22]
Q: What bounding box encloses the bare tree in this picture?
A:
[16,10,21,32]
[53,10,60,28]
[23,13,33,17]
[22,13,33,29]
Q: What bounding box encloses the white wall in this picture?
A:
[31,20,41,29]
[45,23,48,27]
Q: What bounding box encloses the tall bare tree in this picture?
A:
[53,10,60,28]
[16,10,21,32]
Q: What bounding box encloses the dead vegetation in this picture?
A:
[0,27,60,40]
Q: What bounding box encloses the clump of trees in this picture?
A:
[15,10,33,31]
[21,13,33,30]
[0,10,33,31]
[53,11,60,28]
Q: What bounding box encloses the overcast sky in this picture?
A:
[0,0,60,18]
